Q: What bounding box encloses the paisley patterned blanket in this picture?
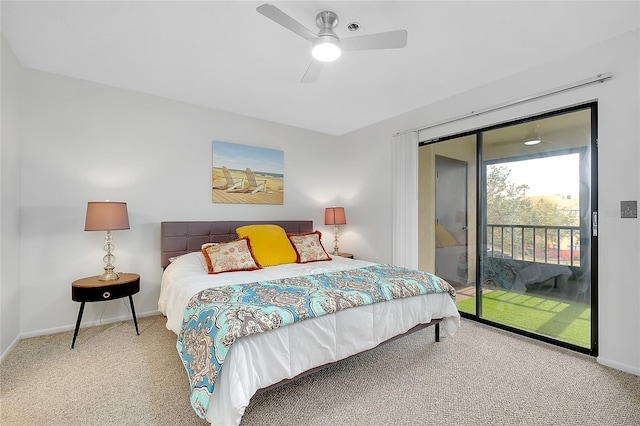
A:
[177,264,456,418]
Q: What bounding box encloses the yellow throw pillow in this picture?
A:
[236,224,297,267]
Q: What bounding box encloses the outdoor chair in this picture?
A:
[244,168,267,194]
[212,166,244,192]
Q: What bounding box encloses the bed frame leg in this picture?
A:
[435,322,440,342]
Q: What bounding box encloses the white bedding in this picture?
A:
[159,252,460,426]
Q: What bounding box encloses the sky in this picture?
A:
[212,140,284,175]
[493,153,581,197]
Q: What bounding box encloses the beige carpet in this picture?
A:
[1,315,639,426]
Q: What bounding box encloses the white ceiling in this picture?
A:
[2,1,639,136]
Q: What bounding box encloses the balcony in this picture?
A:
[455,223,589,305]
[453,223,591,348]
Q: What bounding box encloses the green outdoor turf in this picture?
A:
[456,290,591,348]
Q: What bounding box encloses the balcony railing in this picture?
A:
[487,224,582,267]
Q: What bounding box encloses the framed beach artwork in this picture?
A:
[212,140,284,205]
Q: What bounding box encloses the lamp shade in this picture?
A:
[324,207,346,225]
[84,202,130,231]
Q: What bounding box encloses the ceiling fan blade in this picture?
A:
[341,30,408,52]
[256,4,318,43]
[301,60,324,83]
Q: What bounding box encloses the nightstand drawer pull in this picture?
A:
[102,291,111,299]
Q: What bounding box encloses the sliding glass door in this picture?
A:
[418,134,477,309]
[418,103,597,355]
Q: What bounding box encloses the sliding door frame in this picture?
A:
[421,102,598,356]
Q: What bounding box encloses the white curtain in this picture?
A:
[392,131,419,268]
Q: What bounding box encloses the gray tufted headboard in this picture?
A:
[160,220,313,268]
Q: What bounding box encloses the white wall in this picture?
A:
[344,29,640,375]
[1,36,23,359]
[327,132,392,264]
[18,68,342,337]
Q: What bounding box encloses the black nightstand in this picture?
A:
[71,273,140,349]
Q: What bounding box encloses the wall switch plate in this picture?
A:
[621,201,637,218]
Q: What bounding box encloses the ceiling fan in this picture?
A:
[256,3,408,83]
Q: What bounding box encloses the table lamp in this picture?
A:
[324,207,346,255]
[84,201,130,280]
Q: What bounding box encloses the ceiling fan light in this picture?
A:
[524,138,541,146]
[312,37,341,62]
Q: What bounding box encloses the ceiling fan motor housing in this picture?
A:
[316,11,339,30]
[316,11,340,41]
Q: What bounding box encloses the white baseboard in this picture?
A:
[0,334,21,365]
[597,356,640,377]
[18,310,161,339]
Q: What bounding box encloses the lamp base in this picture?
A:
[99,230,120,281]
[332,225,340,255]
[99,267,120,281]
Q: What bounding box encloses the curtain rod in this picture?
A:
[394,72,613,137]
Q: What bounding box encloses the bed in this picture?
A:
[158,220,460,426]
